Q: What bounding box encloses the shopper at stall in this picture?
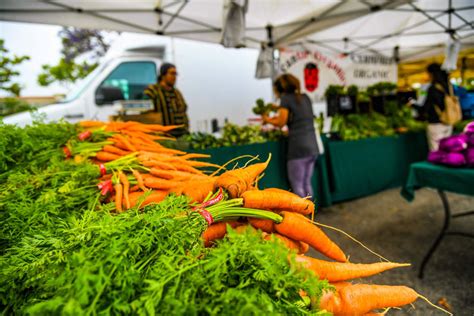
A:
[414,63,454,150]
[262,74,318,198]
[144,63,189,136]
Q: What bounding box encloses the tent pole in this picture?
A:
[460,57,466,86]
[266,24,276,100]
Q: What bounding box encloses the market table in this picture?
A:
[192,131,428,209]
[323,131,428,205]
[401,161,474,278]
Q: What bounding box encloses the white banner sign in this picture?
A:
[278,49,397,100]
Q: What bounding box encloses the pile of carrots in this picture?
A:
[70,120,448,316]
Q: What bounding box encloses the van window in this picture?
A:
[97,61,156,101]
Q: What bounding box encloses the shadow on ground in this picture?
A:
[311,187,474,316]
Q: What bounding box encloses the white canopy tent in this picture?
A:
[0,1,411,49]
[289,0,474,62]
[0,0,472,66]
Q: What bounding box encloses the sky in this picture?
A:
[0,21,67,97]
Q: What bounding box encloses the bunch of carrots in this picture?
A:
[72,120,223,212]
[69,120,449,316]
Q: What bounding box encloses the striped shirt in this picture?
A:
[144,83,189,135]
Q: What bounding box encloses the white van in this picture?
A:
[3,43,167,126]
[3,33,273,130]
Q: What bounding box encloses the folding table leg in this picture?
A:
[418,190,450,278]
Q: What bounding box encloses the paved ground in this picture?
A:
[310,187,474,316]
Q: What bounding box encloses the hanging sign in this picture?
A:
[278,49,397,100]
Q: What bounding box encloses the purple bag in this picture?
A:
[440,152,466,166]
[466,148,474,167]
[463,121,474,135]
[428,150,467,167]
[467,133,474,148]
[427,151,445,164]
[438,134,468,152]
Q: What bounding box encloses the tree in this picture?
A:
[0,39,30,96]
[38,27,114,87]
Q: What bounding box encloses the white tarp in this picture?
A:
[0,1,471,63]
[0,1,409,49]
[279,49,398,100]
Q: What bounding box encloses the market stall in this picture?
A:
[1,0,473,314]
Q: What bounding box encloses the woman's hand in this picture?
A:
[261,113,269,124]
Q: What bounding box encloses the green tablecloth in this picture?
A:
[401,161,474,201]
[324,132,428,205]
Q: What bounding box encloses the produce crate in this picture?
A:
[370,94,397,114]
[326,95,357,116]
[356,100,371,114]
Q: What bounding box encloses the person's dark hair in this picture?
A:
[427,63,449,91]
[273,74,302,102]
[158,62,176,82]
[305,62,318,70]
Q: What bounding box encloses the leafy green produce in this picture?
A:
[366,82,397,97]
[0,120,77,176]
[252,98,274,115]
[178,123,284,150]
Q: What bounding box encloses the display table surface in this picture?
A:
[401,161,474,201]
[401,161,474,278]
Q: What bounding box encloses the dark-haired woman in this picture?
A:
[421,63,453,150]
[262,74,318,198]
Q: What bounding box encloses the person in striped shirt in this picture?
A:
[144,63,189,136]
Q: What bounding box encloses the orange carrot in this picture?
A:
[263,233,306,254]
[242,188,314,215]
[131,169,147,192]
[114,182,123,213]
[146,124,184,132]
[275,211,347,262]
[144,177,180,190]
[248,217,275,233]
[79,120,105,128]
[185,160,221,169]
[96,151,121,162]
[149,168,204,181]
[214,156,270,198]
[202,221,242,247]
[294,255,409,282]
[319,283,418,315]
[234,225,258,234]
[113,134,137,152]
[103,145,131,156]
[130,185,139,192]
[140,159,177,170]
[299,242,310,254]
[174,163,204,175]
[119,171,131,209]
[180,153,211,160]
[128,190,168,208]
[175,177,216,203]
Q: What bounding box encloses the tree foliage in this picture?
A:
[0,39,30,96]
[37,27,113,87]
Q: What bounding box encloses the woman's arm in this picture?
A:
[262,108,289,128]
